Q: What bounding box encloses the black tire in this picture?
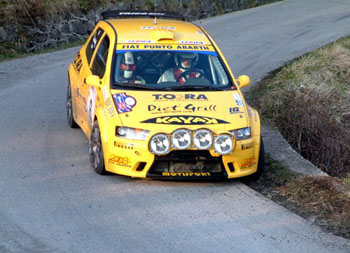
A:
[67,81,79,128]
[242,137,265,182]
[89,121,107,175]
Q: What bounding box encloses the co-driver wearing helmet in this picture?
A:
[158,52,202,84]
[118,52,146,84]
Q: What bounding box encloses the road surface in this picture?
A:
[1,0,350,252]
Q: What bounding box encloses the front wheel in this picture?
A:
[242,137,265,182]
[89,121,107,175]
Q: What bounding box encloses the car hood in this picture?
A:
[111,90,248,131]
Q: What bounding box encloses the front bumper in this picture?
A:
[103,135,261,180]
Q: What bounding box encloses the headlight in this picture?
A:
[193,129,213,150]
[116,127,149,140]
[214,134,234,155]
[172,129,191,150]
[231,127,251,140]
[149,134,170,155]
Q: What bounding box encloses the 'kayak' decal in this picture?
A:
[113,93,136,114]
[141,115,229,125]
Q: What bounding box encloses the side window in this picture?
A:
[91,35,110,78]
[86,28,104,64]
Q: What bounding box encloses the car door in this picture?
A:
[76,27,105,132]
[81,32,111,132]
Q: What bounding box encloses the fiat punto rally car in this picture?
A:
[67,11,264,180]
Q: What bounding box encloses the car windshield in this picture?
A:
[112,49,234,91]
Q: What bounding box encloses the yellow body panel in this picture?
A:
[68,16,263,180]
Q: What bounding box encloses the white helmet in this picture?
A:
[120,52,136,79]
[175,52,199,69]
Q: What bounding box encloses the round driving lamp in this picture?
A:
[214,134,234,155]
[117,127,127,136]
[172,129,191,150]
[149,134,170,155]
[193,129,213,150]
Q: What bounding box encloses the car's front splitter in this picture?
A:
[146,170,228,181]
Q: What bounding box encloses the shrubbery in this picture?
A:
[0,0,108,26]
[247,37,350,177]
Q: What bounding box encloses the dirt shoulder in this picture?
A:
[245,154,350,239]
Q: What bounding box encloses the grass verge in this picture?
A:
[246,154,350,239]
[246,36,350,177]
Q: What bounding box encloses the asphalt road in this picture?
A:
[1,0,350,252]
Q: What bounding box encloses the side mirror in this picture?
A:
[85,75,102,88]
[236,75,250,88]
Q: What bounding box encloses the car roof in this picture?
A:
[106,18,212,45]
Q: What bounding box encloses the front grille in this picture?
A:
[147,150,227,179]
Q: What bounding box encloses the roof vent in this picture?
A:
[151,29,175,42]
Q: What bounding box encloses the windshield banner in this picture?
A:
[117,44,217,55]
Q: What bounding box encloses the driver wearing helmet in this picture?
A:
[158,52,202,84]
[118,52,145,84]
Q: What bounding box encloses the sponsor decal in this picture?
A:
[162,172,211,177]
[73,52,82,72]
[114,142,134,150]
[148,104,216,114]
[141,115,229,125]
[108,154,131,167]
[105,98,116,118]
[241,143,254,150]
[102,86,109,101]
[125,39,155,43]
[88,87,97,127]
[91,29,103,50]
[180,40,205,45]
[241,157,256,169]
[141,26,176,30]
[82,97,87,112]
[229,107,244,114]
[233,93,244,107]
[117,44,214,52]
[152,93,208,101]
[247,108,253,117]
[76,86,83,100]
[113,93,136,114]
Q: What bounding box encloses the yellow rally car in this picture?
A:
[67,11,264,180]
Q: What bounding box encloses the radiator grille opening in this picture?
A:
[148,150,226,177]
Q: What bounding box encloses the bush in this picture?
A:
[0,0,78,26]
[247,37,350,177]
